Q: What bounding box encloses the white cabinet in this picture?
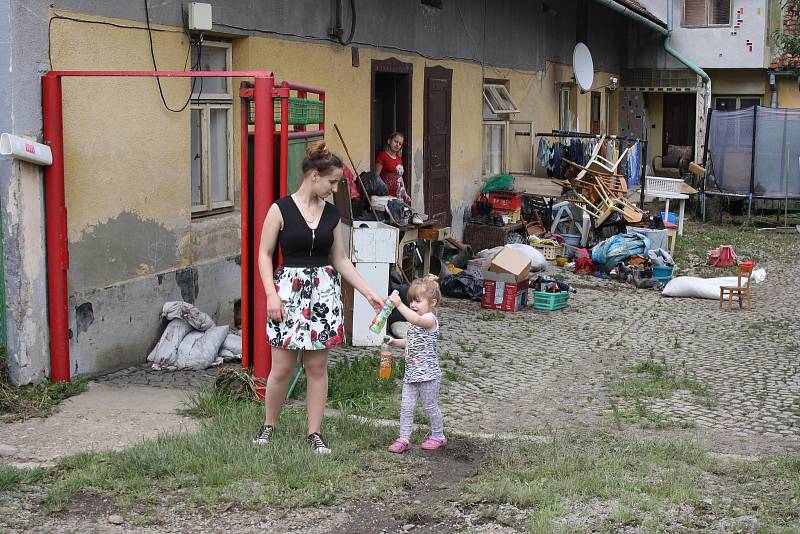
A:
[340,221,398,346]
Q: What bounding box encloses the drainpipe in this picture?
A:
[769,72,778,107]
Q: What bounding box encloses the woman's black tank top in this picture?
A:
[275,196,341,268]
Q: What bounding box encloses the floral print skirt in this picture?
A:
[267,265,345,351]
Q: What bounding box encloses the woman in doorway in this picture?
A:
[375,132,412,203]
[253,141,385,454]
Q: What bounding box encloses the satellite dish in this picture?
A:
[572,42,594,92]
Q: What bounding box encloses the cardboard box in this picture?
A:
[487,247,531,282]
[481,271,529,312]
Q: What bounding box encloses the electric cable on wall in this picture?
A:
[144,0,203,113]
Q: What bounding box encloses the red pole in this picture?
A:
[252,76,275,394]
[280,82,289,198]
[240,86,251,369]
[42,74,70,383]
[320,93,326,131]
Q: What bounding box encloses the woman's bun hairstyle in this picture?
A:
[302,141,343,176]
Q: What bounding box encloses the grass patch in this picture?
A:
[292,354,405,421]
[672,220,799,277]
[0,464,50,491]
[462,432,800,532]
[36,393,413,514]
[0,349,89,422]
[604,357,714,429]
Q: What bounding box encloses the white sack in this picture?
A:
[504,244,548,272]
[146,319,193,367]
[662,269,766,299]
[221,333,242,355]
[161,301,215,331]
[175,325,229,369]
[219,348,240,362]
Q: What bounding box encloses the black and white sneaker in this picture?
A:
[252,424,273,445]
[307,432,332,454]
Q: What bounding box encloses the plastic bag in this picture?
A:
[440,272,483,300]
[480,174,515,194]
[504,244,547,272]
[648,248,675,267]
[175,325,229,370]
[361,171,389,197]
[146,318,193,367]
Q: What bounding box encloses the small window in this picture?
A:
[191,41,232,99]
[559,85,574,131]
[684,0,731,27]
[191,40,234,215]
[483,84,520,115]
[483,121,506,176]
[714,96,761,111]
[421,0,443,8]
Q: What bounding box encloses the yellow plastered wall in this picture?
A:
[51,13,191,243]
[52,11,621,257]
[777,77,800,108]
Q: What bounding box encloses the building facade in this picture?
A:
[0,0,665,384]
[629,0,800,166]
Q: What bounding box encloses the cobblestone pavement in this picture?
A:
[101,255,800,455]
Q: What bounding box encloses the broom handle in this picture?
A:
[333,123,380,221]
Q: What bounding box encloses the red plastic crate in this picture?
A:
[487,191,522,211]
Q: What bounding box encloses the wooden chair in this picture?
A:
[719,262,754,311]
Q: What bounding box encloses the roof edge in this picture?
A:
[611,0,668,29]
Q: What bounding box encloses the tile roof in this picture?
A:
[611,0,667,28]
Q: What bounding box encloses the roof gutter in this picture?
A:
[590,0,711,85]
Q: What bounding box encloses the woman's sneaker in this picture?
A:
[252,424,273,445]
[420,436,447,450]
[307,432,332,454]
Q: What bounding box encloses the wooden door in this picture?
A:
[663,93,696,157]
[423,66,452,226]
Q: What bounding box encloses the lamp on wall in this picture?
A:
[595,76,619,91]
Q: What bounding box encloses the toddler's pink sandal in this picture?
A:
[388,438,412,453]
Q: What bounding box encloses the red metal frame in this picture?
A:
[238,81,326,396]
[42,70,277,383]
[43,70,325,388]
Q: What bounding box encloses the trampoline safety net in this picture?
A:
[708,106,800,199]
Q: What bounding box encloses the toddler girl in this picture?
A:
[386,275,447,452]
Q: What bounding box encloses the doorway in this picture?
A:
[662,93,696,158]
[371,59,412,180]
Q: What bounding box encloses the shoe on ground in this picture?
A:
[420,436,447,450]
[252,424,273,445]
[308,432,332,454]
[388,438,412,453]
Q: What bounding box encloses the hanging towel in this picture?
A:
[626,141,641,188]
[537,137,551,171]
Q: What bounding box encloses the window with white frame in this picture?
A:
[559,85,574,132]
[190,41,234,215]
[684,0,732,27]
[482,83,524,175]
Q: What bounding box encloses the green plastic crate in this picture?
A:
[247,98,324,126]
[531,290,569,311]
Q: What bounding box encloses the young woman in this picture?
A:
[375,132,411,203]
[253,141,385,454]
